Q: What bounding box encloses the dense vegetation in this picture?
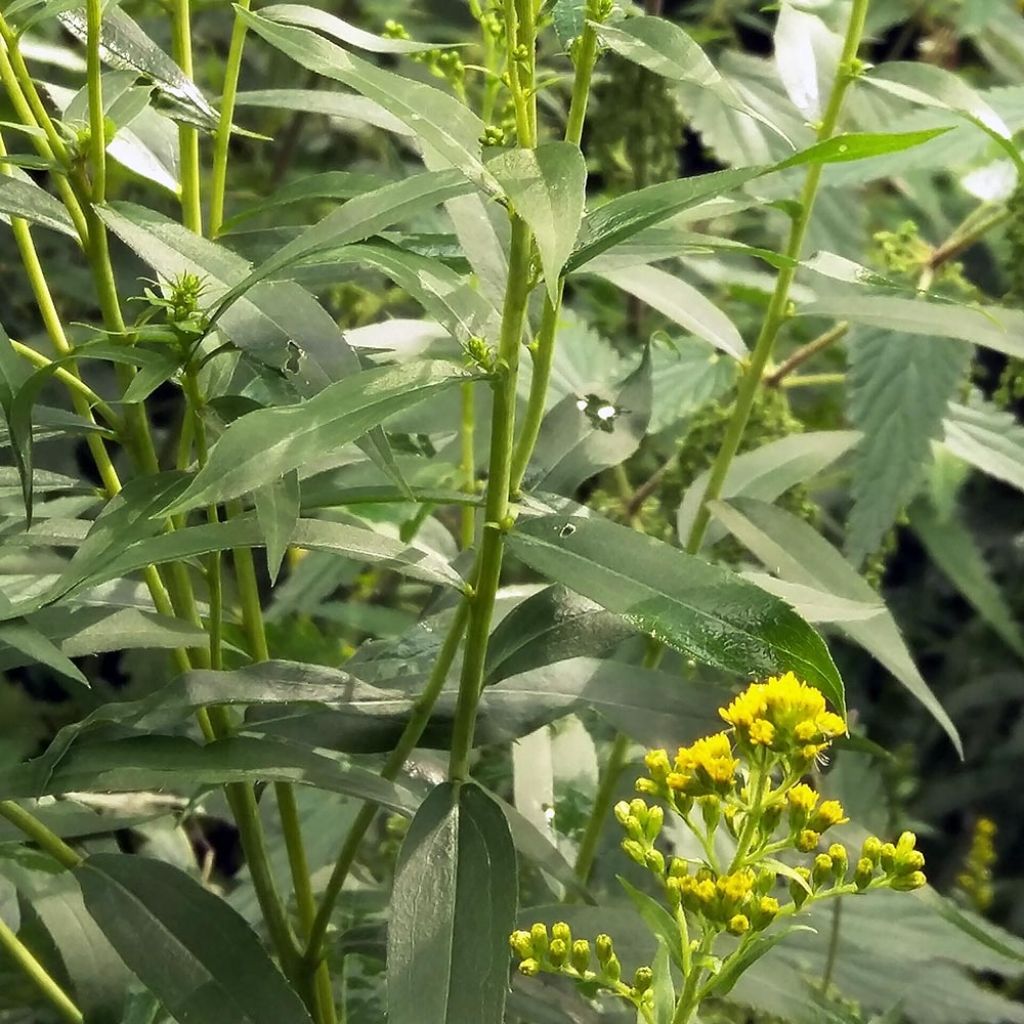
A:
[1,0,1024,1022]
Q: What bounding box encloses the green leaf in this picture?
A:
[649,336,736,434]
[487,142,586,300]
[530,345,652,495]
[2,735,417,812]
[77,853,314,1024]
[212,169,474,317]
[943,398,1024,493]
[773,3,838,120]
[863,62,1022,171]
[910,500,1024,660]
[846,329,969,566]
[552,0,585,46]
[618,876,684,971]
[652,937,676,1024]
[0,174,76,236]
[712,926,815,997]
[566,166,767,273]
[261,3,454,53]
[58,7,218,128]
[0,322,31,520]
[774,128,955,170]
[595,265,747,359]
[677,431,861,550]
[163,360,474,516]
[235,89,412,136]
[388,782,517,1024]
[484,585,634,683]
[0,619,88,690]
[237,8,495,191]
[508,512,845,714]
[799,295,1024,359]
[254,472,300,584]
[709,497,961,754]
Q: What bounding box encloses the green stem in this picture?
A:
[820,897,843,994]
[0,914,83,1024]
[671,935,711,1024]
[728,757,769,872]
[683,0,870,556]
[305,598,471,966]
[86,0,106,204]
[781,371,846,389]
[447,216,532,782]
[0,802,82,870]
[459,382,476,549]
[509,21,600,492]
[171,0,203,234]
[209,0,252,237]
[764,322,849,386]
[572,732,630,889]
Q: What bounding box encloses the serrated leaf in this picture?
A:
[677,431,861,550]
[238,8,495,191]
[254,471,300,584]
[596,264,746,359]
[487,142,586,300]
[943,398,1024,492]
[709,497,961,753]
[388,782,517,1024]
[846,329,969,566]
[649,336,736,434]
[508,512,845,713]
[910,501,1024,659]
[77,854,313,1024]
[163,360,474,516]
[261,3,453,53]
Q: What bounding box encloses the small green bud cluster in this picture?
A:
[853,832,926,892]
[509,923,651,1007]
[614,798,665,875]
[135,272,209,344]
[463,335,496,372]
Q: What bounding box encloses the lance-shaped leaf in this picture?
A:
[487,142,586,300]
[238,8,495,191]
[0,174,77,236]
[943,398,1024,493]
[508,512,845,714]
[261,3,454,53]
[254,471,300,584]
[163,360,475,516]
[388,782,517,1024]
[77,854,314,1024]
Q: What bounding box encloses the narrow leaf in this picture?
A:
[254,472,300,584]
[261,3,454,53]
[943,399,1024,493]
[0,174,77,235]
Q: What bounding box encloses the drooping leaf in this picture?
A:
[910,500,1024,660]
[487,142,587,300]
[77,854,314,1024]
[709,497,961,753]
[774,128,955,171]
[596,264,747,359]
[261,3,454,53]
[508,512,845,713]
[254,472,300,584]
[845,329,969,566]
[0,173,77,236]
[238,9,495,190]
[800,294,1024,359]
[235,88,412,136]
[676,431,861,550]
[529,345,652,494]
[388,782,517,1024]
[0,619,88,690]
[163,360,475,516]
[943,398,1024,493]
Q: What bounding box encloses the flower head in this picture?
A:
[720,672,845,762]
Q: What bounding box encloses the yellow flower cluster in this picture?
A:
[638,732,739,805]
[956,817,997,912]
[666,863,780,934]
[719,671,845,764]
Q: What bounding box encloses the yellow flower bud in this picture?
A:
[510,930,533,960]
[548,938,568,967]
[854,857,874,891]
[897,831,917,855]
[629,798,648,820]
[614,801,632,827]
[861,836,882,864]
[622,839,646,865]
[728,913,750,935]
[645,749,671,781]
[811,800,848,831]
[879,842,897,873]
[753,895,780,928]
[902,849,926,872]
[635,778,659,795]
[797,829,821,853]
[813,853,834,887]
[552,922,572,946]
[749,719,775,746]
[645,848,666,875]
[595,934,614,965]
[891,870,927,892]
[695,879,717,906]
[829,843,849,882]
[633,967,653,994]
[646,805,664,841]
[665,876,683,908]
[530,923,549,958]
[669,857,688,879]
[571,939,590,974]
[518,958,541,976]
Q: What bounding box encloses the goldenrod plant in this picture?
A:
[512,675,925,1023]
[0,0,1023,1023]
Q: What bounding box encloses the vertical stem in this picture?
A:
[459,383,476,549]
[171,0,203,234]
[683,0,870,555]
[448,216,532,781]
[209,0,252,237]
[0,916,83,1024]
[820,898,843,993]
[572,732,630,888]
[85,0,106,205]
